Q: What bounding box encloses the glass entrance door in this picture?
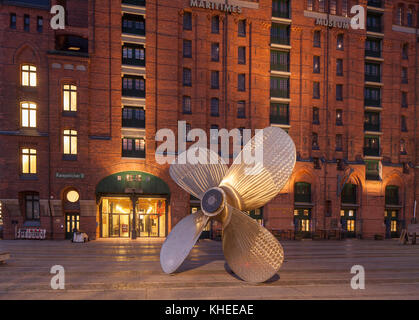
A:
[136,198,166,237]
[65,213,80,239]
[340,209,356,238]
[110,214,130,238]
[385,210,399,238]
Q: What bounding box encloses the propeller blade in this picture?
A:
[220,126,296,211]
[222,204,284,283]
[160,210,209,274]
[170,147,228,199]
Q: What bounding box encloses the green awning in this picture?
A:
[96,171,170,196]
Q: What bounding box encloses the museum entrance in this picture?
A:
[96,171,170,239]
[101,197,166,238]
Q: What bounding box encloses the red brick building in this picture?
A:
[0,0,418,240]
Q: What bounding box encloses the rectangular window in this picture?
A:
[211,43,219,62]
[210,98,219,116]
[365,38,381,57]
[270,103,289,125]
[21,102,37,128]
[401,67,408,84]
[342,0,348,16]
[211,71,219,89]
[313,56,320,73]
[329,0,336,15]
[336,84,343,101]
[21,148,37,174]
[182,96,191,114]
[401,92,408,108]
[238,46,246,64]
[319,0,325,12]
[183,12,192,30]
[237,101,246,118]
[336,109,343,125]
[365,62,381,82]
[238,74,245,92]
[336,59,343,76]
[10,13,16,29]
[402,44,408,60]
[63,84,77,112]
[63,130,77,155]
[122,107,145,128]
[364,87,381,107]
[122,76,145,97]
[183,40,192,58]
[337,34,344,50]
[313,107,320,124]
[313,30,321,47]
[210,124,219,144]
[211,15,219,34]
[238,19,246,37]
[336,134,343,151]
[270,77,289,98]
[272,0,290,19]
[21,65,37,87]
[401,116,407,132]
[122,14,145,35]
[37,16,43,32]
[271,50,289,72]
[24,14,29,32]
[364,111,380,132]
[364,136,380,156]
[183,68,192,86]
[122,44,145,66]
[367,13,382,33]
[312,133,319,149]
[25,194,40,220]
[122,138,146,158]
[271,23,290,45]
[313,82,320,99]
[365,160,380,180]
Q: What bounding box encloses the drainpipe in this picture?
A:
[323,17,330,232]
[47,50,53,239]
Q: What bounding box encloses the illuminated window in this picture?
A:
[301,219,310,232]
[63,84,77,111]
[63,130,77,155]
[347,220,355,232]
[21,148,37,174]
[21,65,37,87]
[391,220,397,232]
[21,102,37,128]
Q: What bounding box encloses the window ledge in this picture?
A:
[62,154,78,161]
[20,174,38,180]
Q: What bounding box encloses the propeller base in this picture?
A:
[201,187,226,217]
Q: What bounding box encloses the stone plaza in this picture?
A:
[0,239,418,300]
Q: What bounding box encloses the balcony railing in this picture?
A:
[365,49,381,58]
[122,118,145,129]
[122,149,145,158]
[272,10,290,19]
[122,0,145,6]
[365,74,381,83]
[364,123,380,132]
[364,98,381,107]
[270,115,289,125]
[367,25,382,33]
[271,63,290,72]
[122,88,145,98]
[270,89,289,99]
[367,0,382,8]
[364,147,380,157]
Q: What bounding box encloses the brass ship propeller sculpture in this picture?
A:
[160,126,296,283]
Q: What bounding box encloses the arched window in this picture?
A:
[295,182,311,203]
[385,186,399,205]
[341,183,357,204]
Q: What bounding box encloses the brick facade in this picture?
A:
[0,0,418,240]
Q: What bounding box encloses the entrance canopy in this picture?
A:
[96,171,170,199]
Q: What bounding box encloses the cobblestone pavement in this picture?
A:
[0,238,418,300]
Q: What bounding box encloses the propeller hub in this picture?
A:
[201,187,226,217]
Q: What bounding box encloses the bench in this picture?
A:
[0,252,10,264]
